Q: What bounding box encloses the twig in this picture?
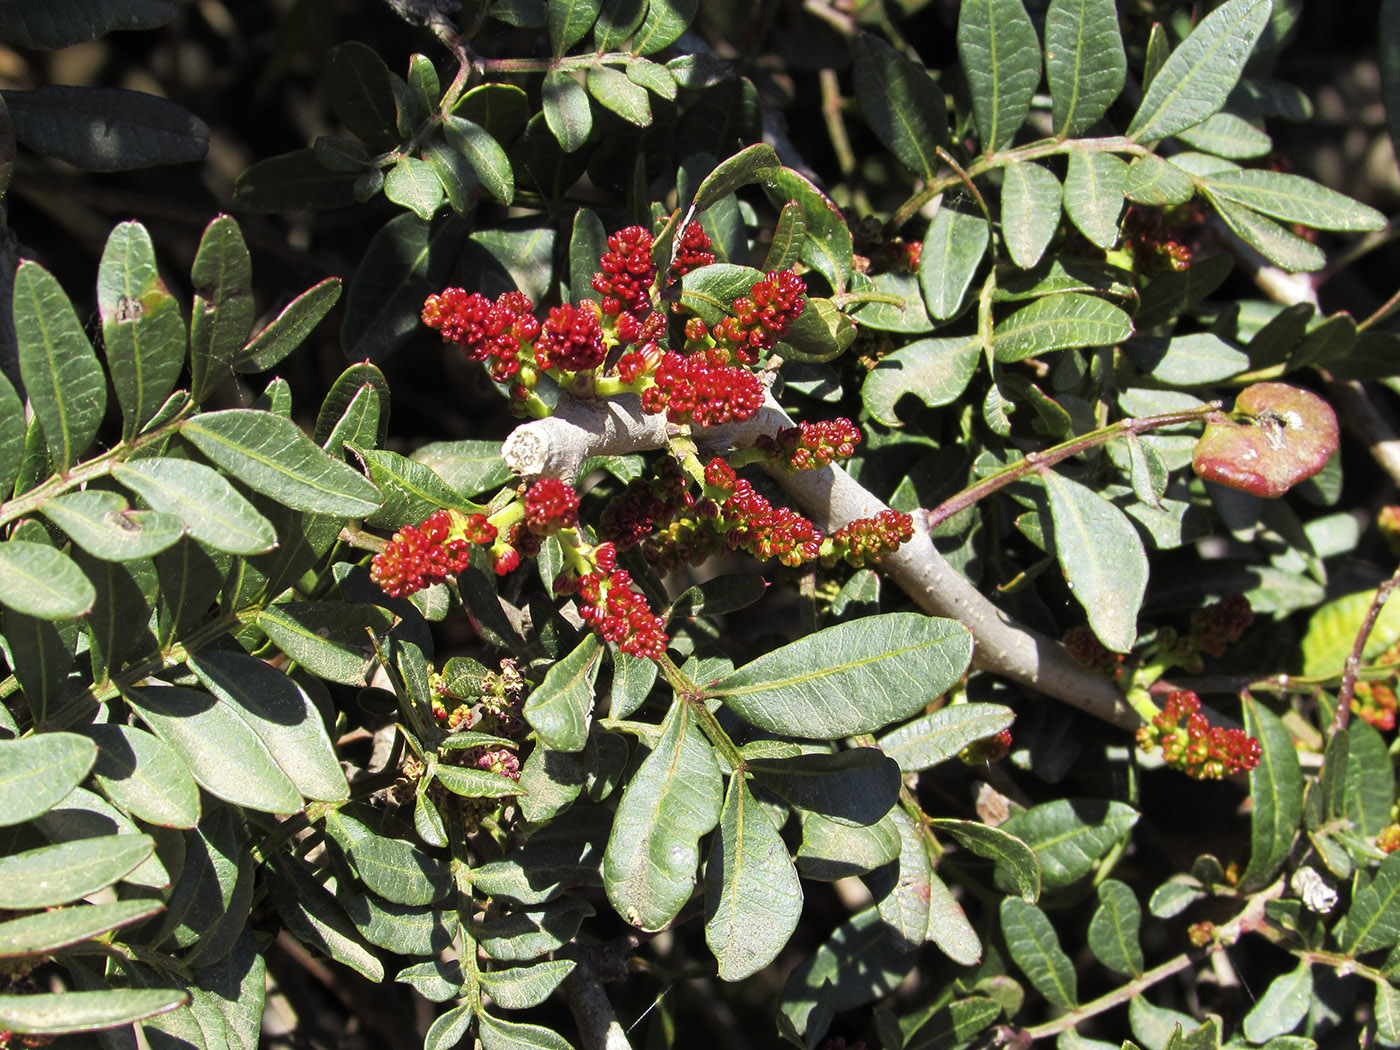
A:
[1330,563,1400,737]
[561,957,634,1050]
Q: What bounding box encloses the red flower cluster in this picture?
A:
[523,478,580,535]
[1378,824,1400,854]
[1136,690,1262,780]
[422,288,540,381]
[709,269,807,364]
[1062,624,1126,677]
[370,509,474,598]
[1122,205,1194,274]
[719,477,824,567]
[570,568,669,659]
[827,509,914,567]
[1352,678,1398,731]
[757,418,862,470]
[534,302,606,372]
[640,349,766,426]
[960,728,1013,765]
[1189,595,1254,657]
[475,747,521,781]
[672,220,717,277]
[592,225,656,318]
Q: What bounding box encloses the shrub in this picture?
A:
[1,2,1399,1049]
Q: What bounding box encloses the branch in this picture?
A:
[503,393,1138,731]
[561,956,634,1050]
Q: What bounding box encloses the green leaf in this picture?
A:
[0,898,163,958]
[780,906,917,1043]
[355,446,472,528]
[82,722,200,829]
[189,215,254,400]
[1346,720,1394,838]
[0,834,154,908]
[1243,961,1312,1042]
[384,155,444,220]
[1133,332,1247,385]
[1062,151,1127,249]
[0,369,24,498]
[316,365,387,457]
[626,58,676,101]
[604,700,723,930]
[478,1012,576,1050]
[705,777,803,981]
[1128,0,1271,142]
[111,457,277,556]
[98,220,186,441]
[1175,111,1271,158]
[256,601,395,686]
[0,989,187,1035]
[323,41,399,150]
[863,335,981,426]
[999,798,1139,891]
[928,818,1040,903]
[266,853,383,981]
[0,540,95,618]
[1202,169,1386,232]
[40,489,184,561]
[1123,153,1196,205]
[1377,979,1400,1044]
[852,34,946,180]
[763,167,854,291]
[747,748,900,827]
[634,0,696,55]
[797,811,901,881]
[1344,852,1400,955]
[543,70,592,152]
[594,0,646,49]
[325,810,452,905]
[5,84,206,170]
[904,997,1003,1050]
[920,200,988,320]
[0,732,96,827]
[342,212,469,363]
[957,0,1041,151]
[232,147,361,211]
[586,63,650,126]
[710,613,973,738]
[480,960,576,1010]
[474,896,594,961]
[1001,161,1062,269]
[1046,0,1127,136]
[122,684,303,813]
[1000,897,1077,1008]
[442,114,514,204]
[188,650,349,803]
[679,263,764,324]
[995,291,1133,362]
[181,409,381,516]
[523,634,602,752]
[1086,878,1144,976]
[14,259,106,472]
[1238,697,1303,893]
[1040,469,1148,653]
[879,807,981,963]
[0,0,176,49]
[433,762,522,799]
[549,0,601,54]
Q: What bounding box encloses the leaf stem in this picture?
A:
[890,136,1150,230]
[655,654,746,771]
[1330,562,1400,738]
[922,403,1221,531]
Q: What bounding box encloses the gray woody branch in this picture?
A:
[502,392,1137,730]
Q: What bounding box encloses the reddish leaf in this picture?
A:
[1193,382,1338,498]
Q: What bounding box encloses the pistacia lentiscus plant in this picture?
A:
[5,1,1400,1049]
